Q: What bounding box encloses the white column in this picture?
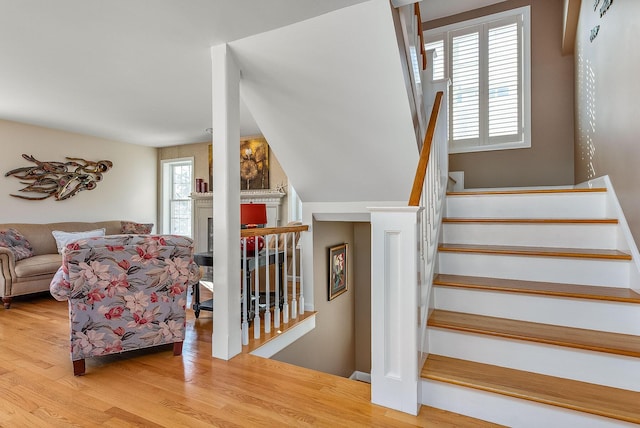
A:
[211,43,242,360]
[370,206,421,415]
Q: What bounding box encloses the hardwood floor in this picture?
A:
[0,292,500,427]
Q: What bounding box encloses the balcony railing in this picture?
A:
[240,224,309,345]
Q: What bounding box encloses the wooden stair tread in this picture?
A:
[422,354,640,424]
[433,274,640,303]
[428,310,640,358]
[438,243,632,260]
[447,188,607,196]
[442,218,618,224]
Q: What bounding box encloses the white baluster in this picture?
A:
[264,234,271,334]
[253,240,260,338]
[274,233,280,329]
[282,232,289,323]
[241,238,249,346]
[291,231,298,319]
[298,241,304,316]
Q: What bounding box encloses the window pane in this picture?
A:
[488,22,519,137]
[425,40,445,80]
[170,200,191,235]
[451,32,480,140]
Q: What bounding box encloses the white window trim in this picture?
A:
[425,6,531,154]
[160,157,194,236]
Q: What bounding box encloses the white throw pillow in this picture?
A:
[51,228,106,254]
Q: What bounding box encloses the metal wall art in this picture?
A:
[5,154,113,200]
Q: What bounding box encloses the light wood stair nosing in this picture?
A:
[433,274,640,304]
[446,188,607,196]
[438,243,632,261]
[427,309,640,358]
[422,354,640,424]
[442,218,619,224]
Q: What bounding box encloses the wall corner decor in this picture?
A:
[4,154,113,201]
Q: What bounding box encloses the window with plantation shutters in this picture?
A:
[424,6,530,154]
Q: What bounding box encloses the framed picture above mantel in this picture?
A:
[240,137,269,190]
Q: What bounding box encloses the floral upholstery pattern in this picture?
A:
[50,234,200,368]
[0,228,34,261]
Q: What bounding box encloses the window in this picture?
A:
[161,158,193,236]
[425,6,530,154]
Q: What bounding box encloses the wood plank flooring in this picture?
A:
[428,309,640,358]
[0,292,501,427]
[422,354,640,424]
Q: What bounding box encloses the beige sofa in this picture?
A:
[0,221,123,309]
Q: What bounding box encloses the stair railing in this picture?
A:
[240,224,309,345]
[370,4,450,411]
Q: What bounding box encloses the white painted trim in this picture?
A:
[585,176,640,293]
[370,207,421,415]
[211,43,242,360]
[349,371,372,383]
[250,314,316,358]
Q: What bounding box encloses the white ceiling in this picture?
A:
[0,0,368,147]
[420,0,508,21]
[0,0,500,148]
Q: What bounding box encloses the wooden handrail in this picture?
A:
[414,3,426,70]
[241,224,309,238]
[408,91,443,206]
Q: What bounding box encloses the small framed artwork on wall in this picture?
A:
[328,243,348,300]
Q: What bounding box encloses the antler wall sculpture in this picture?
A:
[4,154,113,201]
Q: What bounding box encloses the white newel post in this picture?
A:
[370,206,421,415]
[211,43,242,360]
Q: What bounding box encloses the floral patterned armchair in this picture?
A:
[50,234,200,375]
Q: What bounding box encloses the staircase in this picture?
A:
[421,184,640,427]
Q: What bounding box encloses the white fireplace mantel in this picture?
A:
[190,190,285,253]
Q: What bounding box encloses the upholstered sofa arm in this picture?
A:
[50,266,70,301]
[0,248,16,297]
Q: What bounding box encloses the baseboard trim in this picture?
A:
[349,371,371,384]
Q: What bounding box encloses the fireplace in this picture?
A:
[207,217,213,253]
[190,190,285,254]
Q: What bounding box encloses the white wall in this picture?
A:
[574,1,640,244]
[0,119,156,225]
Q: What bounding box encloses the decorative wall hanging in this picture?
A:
[5,154,113,201]
[599,0,613,17]
[328,243,348,300]
[240,137,269,190]
[590,25,600,42]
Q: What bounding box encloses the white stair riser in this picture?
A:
[442,223,618,249]
[438,252,631,287]
[433,287,640,335]
[445,193,608,219]
[428,329,640,392]
[421,379,637,428]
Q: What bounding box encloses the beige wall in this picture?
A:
[425,0,575,188]
[574,1,640,242]
[157,137,290,224]
[273,220,372,377]
[353,222,371,374]
[0,119,157,225]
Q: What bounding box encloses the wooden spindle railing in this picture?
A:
[408,90,443,206]
[414,3,426,70]
[240,224,309,346]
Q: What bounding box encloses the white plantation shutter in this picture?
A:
[424,40,445,80]
[424,7,530,153]
[488,20,520,139]
[451,31,480,141]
